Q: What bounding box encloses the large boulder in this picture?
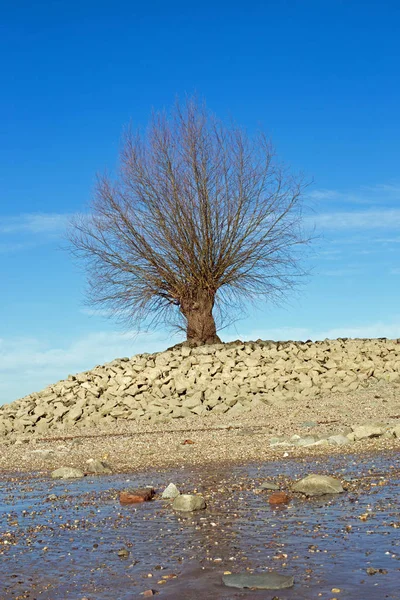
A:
[51,467,84,479]
[292,474,344,496]
[172,494,206,511]
[352,425,385,440]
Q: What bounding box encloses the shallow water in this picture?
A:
[0,453,399,600]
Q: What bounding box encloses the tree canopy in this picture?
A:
[69,98,311,344]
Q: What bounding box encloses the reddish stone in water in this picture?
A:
[268,492,290,505]
[119,488,155,504]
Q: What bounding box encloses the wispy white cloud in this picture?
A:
[319,249,342,257]
[319,267,364,276]
[80,308,131,318]
[0,241,35,254]
[309,189,342,201]
[310,209,400,231]
[310,182,400,206]
[374,237,400,244]
[362,183,400,194]
[0,213,71,235]
[390,268,400,275]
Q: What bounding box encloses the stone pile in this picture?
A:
[1,337,399,437]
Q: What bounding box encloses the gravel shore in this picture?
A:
[1,380,399,474]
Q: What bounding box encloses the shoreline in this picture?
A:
[1,414,399,477]
[1,373,399,476]
[1,441,399,478]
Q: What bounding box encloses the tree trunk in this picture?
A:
[179,289,221,345]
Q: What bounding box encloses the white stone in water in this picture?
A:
[161,483,180,499]
[222,572,294,590]
[172,494,206,511]
[292,474,343,496]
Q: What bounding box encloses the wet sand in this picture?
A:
[1,451,399,600]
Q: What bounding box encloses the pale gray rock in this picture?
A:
[211,403,230,414]
[51,467,84,479]
[71,438,83,446]
[222,572,294,590]
[259,482,279,490]
[162,483,180,499]
[269,436,284,445]
[328,434,353,446]
[172,494,206,511]
[352,425,384,440]
[31,449,55,459]
[225,395,238,408]
[67,406,83,422]
[296,436,317,447]
[292,474,344,496]
[182,392,203,409]
[204,395,220,409]
[33,405,47,417]
[36,420,50,434]
[171,406,192,419]
[301,420,318,428]
[391,425,400,438]
[270,440,291,447]
[190,405,207,416]
[244,357,259,369]
[174,378,187,395]
[86,459,113,474]
[110,408,128,418]
[227,402,246,417]
[309,439,330,447]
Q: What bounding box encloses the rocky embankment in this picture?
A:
[1,338,400,438]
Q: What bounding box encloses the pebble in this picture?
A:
[259,482,279,490]
[269,492,290,505]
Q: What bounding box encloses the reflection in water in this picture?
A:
[0,453,399,599]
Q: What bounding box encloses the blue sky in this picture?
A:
[1,0,400,404]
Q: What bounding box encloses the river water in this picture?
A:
[0,453,399,599]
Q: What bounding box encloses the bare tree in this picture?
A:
[69,98,311,345]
